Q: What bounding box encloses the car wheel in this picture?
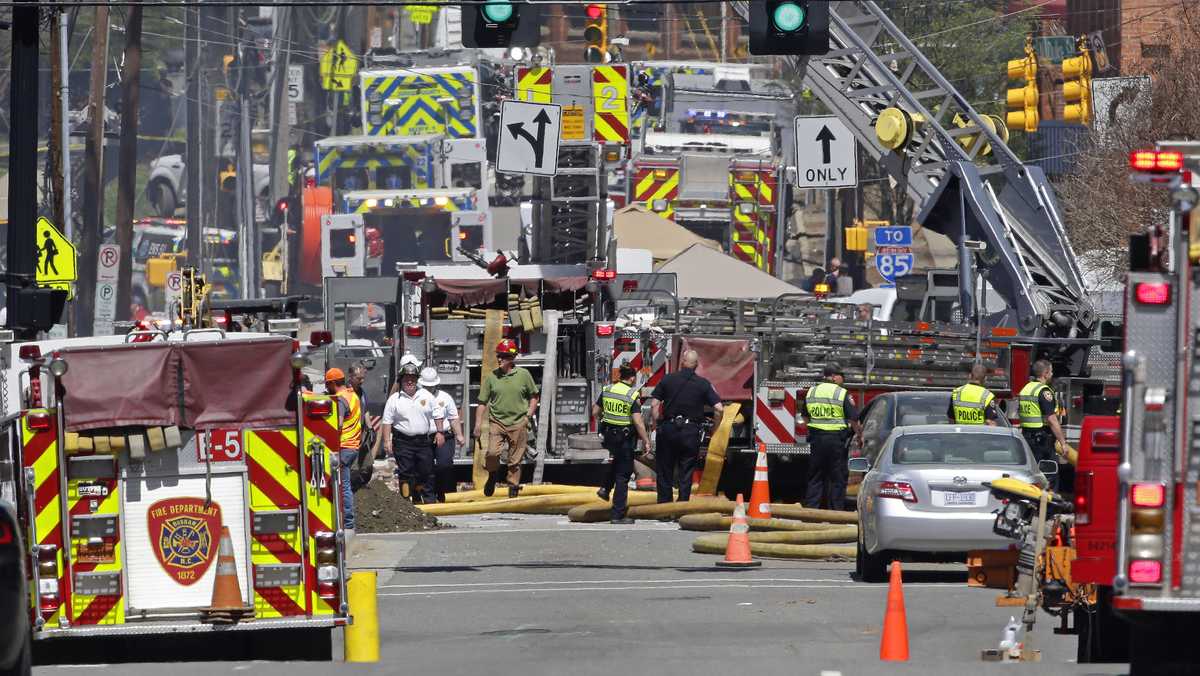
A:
[857,532,889,583]
[0,632,31,676]
[148,180,177,217]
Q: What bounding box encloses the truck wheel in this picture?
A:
[856,532,888,583]
[0,632,31,676]
[1129,614,1200,675]
[148,180,177,217]
[1076,586,1129,663]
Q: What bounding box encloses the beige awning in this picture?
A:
[655,243,806,300]
[612,204,720,261]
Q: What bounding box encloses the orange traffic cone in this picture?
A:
[204,526,246,624]
[748,445,771,519]
[716,494,762,568]
[880,560,909,661]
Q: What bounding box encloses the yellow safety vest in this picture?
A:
[951,383,996,425]
[600,382,638,427]
[336,387,363,450]
[1018,381,1050,429]
[806,382,848,431]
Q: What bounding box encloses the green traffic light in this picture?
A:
[482,0,514,23]
[772,2,806,32]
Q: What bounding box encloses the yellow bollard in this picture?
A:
[345,571,380,663]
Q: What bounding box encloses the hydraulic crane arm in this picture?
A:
[732,0,1095,347]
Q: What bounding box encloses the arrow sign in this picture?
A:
[815,125,835,164]
[496,100,562,177]
[507,109,552,168]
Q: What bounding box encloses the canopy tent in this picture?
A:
[655,243,806,300]
[611,205,720,262]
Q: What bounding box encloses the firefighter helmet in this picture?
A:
[496,339,519,356]
[398,362,420,377]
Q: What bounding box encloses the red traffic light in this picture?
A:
[585,4,604,20]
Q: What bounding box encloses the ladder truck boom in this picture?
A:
[734,0,1095,369]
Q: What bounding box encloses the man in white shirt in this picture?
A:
[381,362,444,502]
[419,367,465,501]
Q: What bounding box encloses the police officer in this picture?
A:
[1019,359,1068,485]
[594,365,653,524]
[948,363,1002,425]
[649,350,723,503]
[803,362,861,510]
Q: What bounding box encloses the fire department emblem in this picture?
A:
[147,497,223,586]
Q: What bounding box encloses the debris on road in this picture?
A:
[356,480,442,532]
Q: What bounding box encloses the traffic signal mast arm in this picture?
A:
[734,0,1094,358]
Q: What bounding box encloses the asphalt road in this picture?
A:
[36,513,1128,675]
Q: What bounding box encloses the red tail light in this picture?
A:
[878,481,917,503]
[39,592,60,619]
[26,412,51,431]
[1074,471,1093,525]
[306,398,333,419]
[309,330,333,347]
[1130,150,1183,172]
[405,324,424,338]
[1129,559,1162,584]
[591,268,617,281]
[18,345,41,360]
[1134,282,1171,305]
[1131,482,1166,508]
[1091,429,1120,451]
[595,324,615,337]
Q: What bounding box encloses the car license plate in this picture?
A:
[942,491,978,506]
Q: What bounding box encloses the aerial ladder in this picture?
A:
[733,0,1096,373]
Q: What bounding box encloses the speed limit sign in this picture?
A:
[287,65,305,102]
[197,429,244,462]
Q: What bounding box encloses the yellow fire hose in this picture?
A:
[441,485,597,503]
[418,491,663,517]
[694,403,741,496]
[767,504,859,524]
[678,513,855,532]
[567,496,735,523]
[691,533,857,560]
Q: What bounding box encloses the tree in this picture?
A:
[1057,1,1200,287]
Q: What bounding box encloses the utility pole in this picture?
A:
[6,0,39,335]
[115,6,143,323]
[268,7,293,294]
[185,5,204,268]
[236,13,258,299]
[60,11,72,243]
[77,6,110,337]
[49,8,64,231]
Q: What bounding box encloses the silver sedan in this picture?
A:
[849,424,1056,582]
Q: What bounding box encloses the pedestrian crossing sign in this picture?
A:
[320,40,359,92]
[35,217,77,285]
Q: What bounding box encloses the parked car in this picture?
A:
[146,155,271,218]
[855,391,1010,463]
[851,424,1056,583]
[0,500,31,676]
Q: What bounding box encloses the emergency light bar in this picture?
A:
[1130,150,1184,172]
[1134,282,1171,305]
[591,268,617,281]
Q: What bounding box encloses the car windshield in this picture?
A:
[892,433,1026,465]
[893,395,951,427]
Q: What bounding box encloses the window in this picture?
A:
[328,228,357,258]
[893,433,1026,465]
[894,395,952,427]
[1099,320,1123,353]
[860,397,892,462]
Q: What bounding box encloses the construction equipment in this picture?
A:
[0,328,348,648]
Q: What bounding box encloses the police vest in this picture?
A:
[336,387,363,450]
[951,383,995,425]
[600,382,638,427]
[806,382,849,431]
[1018,381,1051,429]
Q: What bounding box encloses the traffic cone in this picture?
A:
[748,445,771,519]
[716,494,762,568]
[880,560,909,661]
[204,526,246,624]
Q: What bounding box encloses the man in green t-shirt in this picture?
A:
[473,339,540,498]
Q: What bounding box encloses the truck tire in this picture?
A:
[1129,613,1200,675]
[1075,586,1129,663]
[148,179,177,218]
[0,633,31,676]
[856,532,888,583]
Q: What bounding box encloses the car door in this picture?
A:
[860,396,893,463]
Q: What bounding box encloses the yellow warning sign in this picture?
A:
[320,40,359,92]
[35,217,77,286]
[562,106,586,140]
[405,5,437,24]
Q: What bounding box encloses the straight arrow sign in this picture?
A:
[793,115,858,189]
[497,100,562,177]
[816,125,835,164]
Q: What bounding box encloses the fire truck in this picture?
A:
[0,326,349,654]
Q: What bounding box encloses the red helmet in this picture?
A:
[496,338,519,356]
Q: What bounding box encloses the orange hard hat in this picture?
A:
[324,367,345,382]
[496,338,519,356]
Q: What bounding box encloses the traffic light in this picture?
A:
[218,160,237,193]
[748,1,830,56]
[461,0,540,48]
[1063,38,1093,126]
[584,4,607,63]
[1005,40,1039,132]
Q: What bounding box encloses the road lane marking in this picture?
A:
[379,582,947,597]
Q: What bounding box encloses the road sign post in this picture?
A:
[496,100,562,176]
[793,116,857,189]
[93,243,120,335]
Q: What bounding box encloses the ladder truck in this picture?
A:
[731,0,1096,376]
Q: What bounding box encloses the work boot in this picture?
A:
[508,484,521,499]
[597,487,610,501]
[483,472,497,497]
[610,517,634,525]
[399,481,411,499]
